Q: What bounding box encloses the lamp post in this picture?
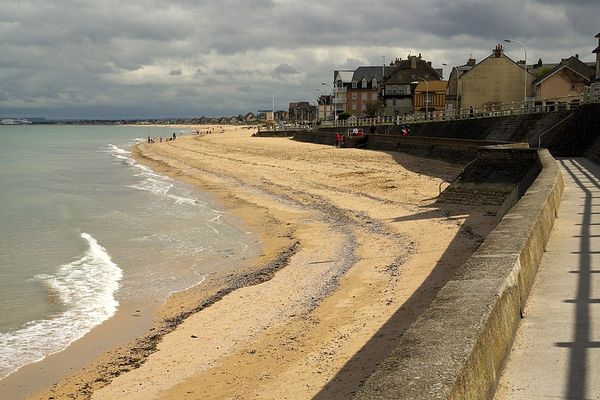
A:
[413,77,429,117]
[442,63,460,116]
[321,82,336,125]
[316,89,322,124]
[504,39,528,106]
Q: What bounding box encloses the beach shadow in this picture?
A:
[385,203,476,224]
[385,151,466,182]
[312,202,494,399]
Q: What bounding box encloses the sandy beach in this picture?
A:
[25,125,496,399]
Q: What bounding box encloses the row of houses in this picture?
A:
[313,32,600,121]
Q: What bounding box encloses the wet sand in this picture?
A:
[24,126,496,399]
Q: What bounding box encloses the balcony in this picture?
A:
[333,87,347,94]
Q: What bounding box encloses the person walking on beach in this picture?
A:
[172,132,176,141]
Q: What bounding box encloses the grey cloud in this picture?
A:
[340,58,368,69]
[273,63,299,76]
[0,0,598,119]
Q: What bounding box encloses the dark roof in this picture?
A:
[351,66,394,82]
[596,32,600,38]
[317,94,332,105]
[383,57,442,85]
[594,46,600,54]
[288,101,311,109]
[534,56,595,85]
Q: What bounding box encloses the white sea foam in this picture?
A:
[106,144,201,206]
[107,143,130,155]
[0,233,122,379]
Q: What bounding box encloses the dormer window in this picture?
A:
[372,77,378,87]
[352,81,357,88]
[362,78,368,88]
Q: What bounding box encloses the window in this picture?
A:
[352,102,357,110]
[372,78,378,87]
[392,98,397,106]
[361,103,367,111]
[571,84,577,91]
[362,78,368,88]
[352,92,357,99]
[361,92,368,100]
[352,81,357,88]
[372,93,378,101]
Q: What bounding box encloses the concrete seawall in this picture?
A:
[353,149,563,399]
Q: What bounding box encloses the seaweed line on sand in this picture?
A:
[41,241,300,400]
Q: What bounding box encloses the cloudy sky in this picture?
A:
[1,0,598,119]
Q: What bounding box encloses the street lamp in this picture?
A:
[504,39,528,105]
[442,63,460,115]
[412,77,429,116]
[316,89,322,124]
[321,82,336,125]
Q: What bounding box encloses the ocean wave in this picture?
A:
[107,143,130,155]
[106,144,202,206]
[0,233,123,379]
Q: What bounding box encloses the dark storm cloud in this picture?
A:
[273,63,299,77]
[0,0,598,119]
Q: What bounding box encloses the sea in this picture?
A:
[0,125,259,380]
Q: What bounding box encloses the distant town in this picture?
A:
[3,34,600,128]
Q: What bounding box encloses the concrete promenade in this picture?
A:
[495,158,600,400]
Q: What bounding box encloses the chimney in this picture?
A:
[427,61,432,67]
[576,53,579,59]
[467,57,476,66]
[493,44,503,58]
[537,58,542,68]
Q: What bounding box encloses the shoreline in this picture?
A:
[16,126,299,400]
[21,126,495,399]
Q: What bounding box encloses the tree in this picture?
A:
[337,112,352,121]
[365,101,381,117]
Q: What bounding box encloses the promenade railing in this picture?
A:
[316,91,600,129]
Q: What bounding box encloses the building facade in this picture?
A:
[534,55,595,101]
[413,80,448,113]
[458,44,535,110]
[380,54,443,117]
[288,102,316,124]
[445,58,476,113]
[316,94,334,122]
[332,70,354,115]
[346,66,394,117]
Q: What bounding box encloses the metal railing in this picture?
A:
[318,92,600,129]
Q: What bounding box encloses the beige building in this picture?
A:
[414,80,448,113]
[459,44,534,110]
[534,56,594,101]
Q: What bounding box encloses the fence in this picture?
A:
[318,91,600,129]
